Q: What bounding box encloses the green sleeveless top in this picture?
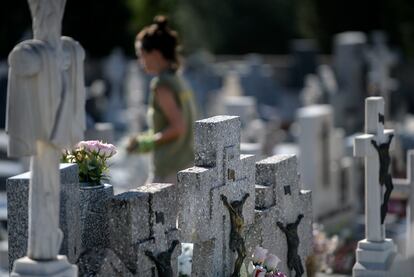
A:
[148,69,196,178]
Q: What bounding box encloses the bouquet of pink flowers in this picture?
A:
[62,140,117,185]
[250,246,287,277]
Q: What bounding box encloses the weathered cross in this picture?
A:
[178,115,255,276]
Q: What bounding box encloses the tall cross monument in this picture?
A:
[7,0,85,275]
[353,97,397,276]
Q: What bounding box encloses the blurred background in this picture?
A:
[2,0,414,276]
[2,0,414,57]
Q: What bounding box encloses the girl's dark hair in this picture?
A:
[136,15,179,67]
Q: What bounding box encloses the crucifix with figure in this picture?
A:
[353,97,397,276]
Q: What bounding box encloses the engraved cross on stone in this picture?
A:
[354,97,394,242]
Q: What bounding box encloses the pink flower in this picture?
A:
[100,143,117,158]
[62,140,117,184]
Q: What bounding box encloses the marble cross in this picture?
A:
[7,0,85,275]
[354,96,394,242]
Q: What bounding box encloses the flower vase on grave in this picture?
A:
[79,182,114,253]
[61,140,117,254]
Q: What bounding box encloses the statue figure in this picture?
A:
[144,240,180,277]
[6,0,85,260]
[371,133,394,224]
[277,214,305,277]
[221,193,250,277]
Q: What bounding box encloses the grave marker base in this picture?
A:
[11,255,77,277]
[353,239,397,277]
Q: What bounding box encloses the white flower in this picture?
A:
[264,254,280,271]
[252,246,268,265]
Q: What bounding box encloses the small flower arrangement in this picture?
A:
[62,140,117,186]
[250,246,287,277]
[309,224,340,275]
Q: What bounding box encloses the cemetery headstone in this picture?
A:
[7,164,81,272]
[106,183,181,276]
[353,96,397,276]
[333,31,367,134]
[6,0,85,275]
[245,155,312,277]
[178,115,256,276]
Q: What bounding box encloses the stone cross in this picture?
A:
[393,150,414,256]
[107,183,181,276]
[178,115,255,276]
[6,0,85,275]
[353,97,397,276]
[245,155,312,277]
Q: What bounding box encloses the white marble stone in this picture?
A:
[6,0,84,274]
[11,256,77,277]
[352,97,397,276]
[297,105,354,226]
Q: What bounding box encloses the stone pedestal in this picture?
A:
[79,183,114,253]
[11,255,77,277]
[7,163,80,270]
[353,239,397,277]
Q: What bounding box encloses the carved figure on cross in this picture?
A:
[371,133,394,224]
[354,96,394,241]
[221,193,250,277]
[277,214,305,277]
[145,240,179,277]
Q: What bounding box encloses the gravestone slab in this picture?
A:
[245,155,312,277]
[108,183,180,276]
[178,115,255,276]
[7,163,80,271]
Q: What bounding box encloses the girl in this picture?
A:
[127,15,196,184]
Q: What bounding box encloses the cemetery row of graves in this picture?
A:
[2,1,414,276]
[5,98,414,277]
